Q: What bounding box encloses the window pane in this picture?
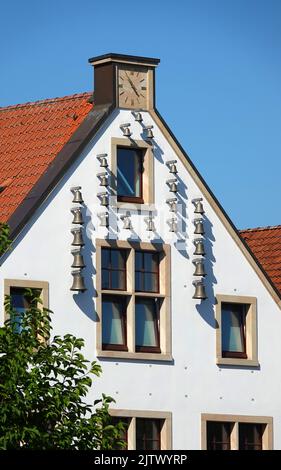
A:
[144,273,158,292]
[239,423,264,450]
[101,248,110,268]
[136,419,161,450]
[135,271,142,291]
[135,251,143,270]
[144,252,158,272]
[10,288,31,334]
[207,422,231,450]
[111,271,125,290]
[101,249,127,290]
[102,300,125,346]
[102,270,110,289]
[222,303,245,353]
[117,148,142,198]
[135,300,158,348]
[111,250,126,270]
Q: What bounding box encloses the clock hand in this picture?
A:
[125,72,140,97]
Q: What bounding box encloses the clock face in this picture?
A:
[118,66,148,109]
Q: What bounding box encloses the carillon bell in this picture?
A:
[169,182,178,193]
[166,197,177,212]
[70,270,87,292]
[146,128,154,139]
[192,198,205,214]
[170,163,178,174]
[71,186,84,204]
[169,218,178,232]
[71,228,85,246]
[100,157,108,168]
[135,112,143,123]
[192,259,206,276]
[99,193,109,206]
[98,173,108,187]
[194,218,204,235]
[71,249,86,268]
[193,238,205,256]
[124,127,132,137]
[123,217,132,230]
[71,207,84,225]
[99,212,109,227]
[192,280,207,300]
[147,218,155,232]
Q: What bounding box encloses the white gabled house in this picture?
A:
[0,53,281,450]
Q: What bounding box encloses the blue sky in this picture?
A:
[1,0,280,229]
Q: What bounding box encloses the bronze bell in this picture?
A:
[169,182,178,193]
[71,187,84,204]
[123,217,132,230]
[100,157,108,168]
[71,228,85,246]
[99,212,109,227]
[147,218,155,231]
[99,174,108,187]
[193,198,205,214]
[166,198,177,212]
[70,270,87,292]
[193,238,205,255]
[170,163,178,174]
[169,218,177,232]
[71,249,85,268]
[135,112,143,123]
[194,218,204,235]
[124,127,132,137]
[100,194,109,206]
[192,280,207,300]
[146,128,154,139]
[193,259,206,276]
[71,207,84,225]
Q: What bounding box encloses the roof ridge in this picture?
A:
[240,225,281,233]
[0,92,92,112]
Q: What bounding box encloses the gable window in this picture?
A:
[135,251,159,293]
[10,288,32,333]
[202,414,272,450]
[96,240,171,361]
[110,410,172,450]
[221,303,247,358]
[215,295,258,367]
[117,147,144,203]
[102,248,127,291]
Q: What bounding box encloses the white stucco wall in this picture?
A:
[1,108,281,449]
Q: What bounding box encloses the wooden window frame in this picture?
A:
[102,247,128,291]
[215,294,258,367]
[201,414,273,450]
[135,297,161,353]
[110,409,172,450]
[117,146,144,204]
[135,250,160,294]
[96,239,172,361]
[111,138,154,210]
[102,295,128,352]
[4,279,49,322]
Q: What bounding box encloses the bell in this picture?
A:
[71,249,86,268]
[71,228,84,246]
[100,194,109,206]
[100,157,108,168]
[147,218,155,231]
[193,259,206,276]
[100,175,108,187]
[166,198,177,212]
[124,127,132,137]
[71,187,84,204]
[170,163,178,174]
[192,280,207,300]
[71,207,84,225]
[193,238,205,256]
[194,219,204,235]
[169,218,177,232]
[70,270,87,292]
[169,182,178,193]
[193,198,205,214]
[123,217,132,230]
[146,128,154,139]
[135,112,143,123]
[99,213,109,227]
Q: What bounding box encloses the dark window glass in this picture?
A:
[102,248,127,291]
[207,421,232,450]
[10,288,38,334]
[117,147,143,202]
[135,251,159,293]
[136,419,162,450]
[239,423,264,450]
[222,303,247,358]
[102,297,127,351]
[111,417,129,450]
[135,298,160,353]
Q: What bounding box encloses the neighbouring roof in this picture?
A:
[0,92,93,222]
[240,226,281,295]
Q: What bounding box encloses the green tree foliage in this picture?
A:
[0,223,11,256]
[0,290,125,449]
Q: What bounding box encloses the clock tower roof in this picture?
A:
[88,53,160,67]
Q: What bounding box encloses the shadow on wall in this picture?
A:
[72,203,98,322]
[195,215,218,329]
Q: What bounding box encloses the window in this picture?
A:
[215,295,258,366]
[110,410,172,450]
[4,280,49,332]
[96,240,171,361]
[102,248,127,290]
[111,138,154,207]
[202,414,273,450]
[117,147,144,203]
[111,417,129,450]
[135,251,159,293]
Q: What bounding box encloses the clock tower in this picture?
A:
[88,53,160,110]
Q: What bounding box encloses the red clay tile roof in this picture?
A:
[0,92,93,222]
[240,226,281,295]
